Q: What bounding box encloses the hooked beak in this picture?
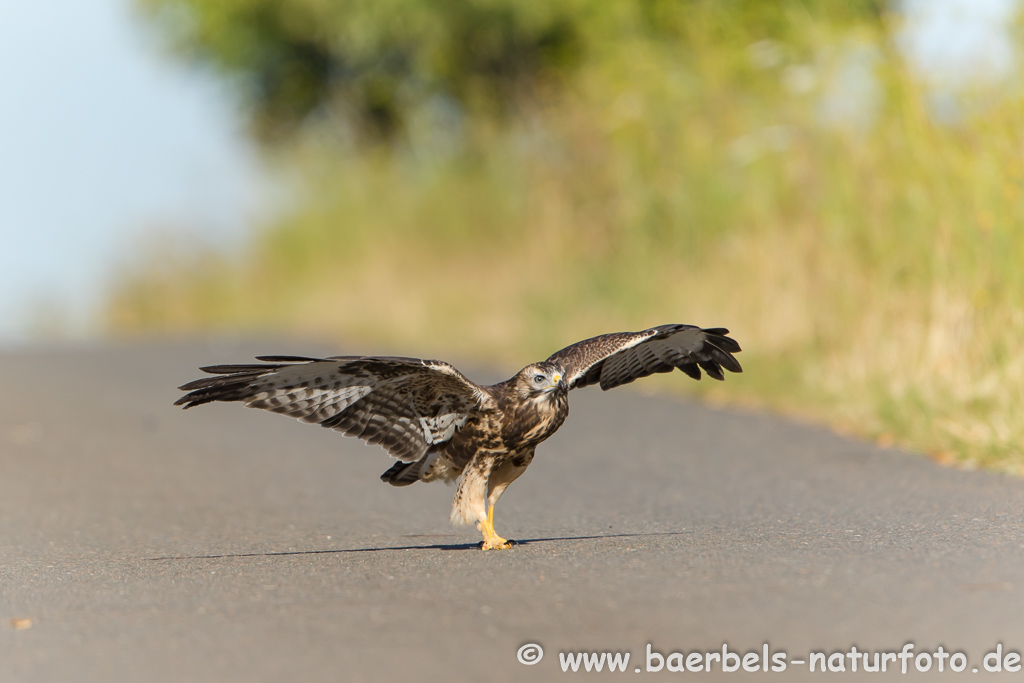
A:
[555,374,567,392]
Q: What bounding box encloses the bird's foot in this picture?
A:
[477,518,516,550]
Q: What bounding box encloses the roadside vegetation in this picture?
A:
[108,1,1024,472]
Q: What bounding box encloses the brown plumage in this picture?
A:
[175,324,741,549]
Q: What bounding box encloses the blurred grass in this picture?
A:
[108,4,1024,472]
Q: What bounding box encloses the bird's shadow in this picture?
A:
[146,531,691,561]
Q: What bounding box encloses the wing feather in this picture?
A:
[546,324,743,391]
[176,356,492,462]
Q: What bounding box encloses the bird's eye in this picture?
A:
[533,374,545,384]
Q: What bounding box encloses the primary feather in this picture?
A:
[177,356,492,462]
[545,324,742,390]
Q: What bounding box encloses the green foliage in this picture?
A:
[138,0,884,141]
[139,0,582,139]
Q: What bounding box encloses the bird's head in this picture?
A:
[515,362,568,400]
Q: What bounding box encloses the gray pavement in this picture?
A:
[2,341,1024,681]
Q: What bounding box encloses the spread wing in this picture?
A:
[545,324,742,391]
[175,355,494,462]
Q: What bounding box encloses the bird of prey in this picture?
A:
[176,324,742,549]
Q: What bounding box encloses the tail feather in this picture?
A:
[380,451,452,487]
[380,460,423,487]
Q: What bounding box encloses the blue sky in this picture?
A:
[0,0,1018,345]
[0,0,270,343]
[900,0,1019,85]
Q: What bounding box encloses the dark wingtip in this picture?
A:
[704,343,743,374]
[677,362,702,381]
[697,360,725,381]
[174,394,207,408]
[704,329,745,352]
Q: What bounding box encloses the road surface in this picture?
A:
[2,341,1024,681]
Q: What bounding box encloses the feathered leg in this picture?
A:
[481,456,532,549]
[484,469,527,542]
[451,452,514,549]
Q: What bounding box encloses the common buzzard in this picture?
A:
[176,324,742,549]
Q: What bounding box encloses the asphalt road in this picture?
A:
[2,341,1024,681]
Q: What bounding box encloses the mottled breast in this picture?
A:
[503,392,569,448]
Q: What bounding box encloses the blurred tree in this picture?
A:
[139,0,587,141]
[138,0,886,144]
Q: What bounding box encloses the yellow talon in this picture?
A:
[478,504,512,549]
